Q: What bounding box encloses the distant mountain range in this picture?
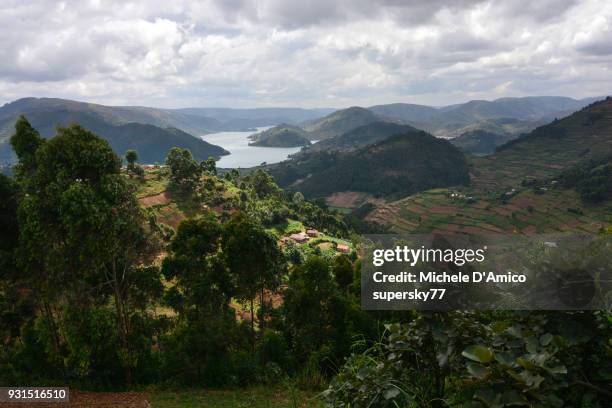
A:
[0,95,604,165]
[369,96,602,137]
[176,107,335,129]
[471,96,612,189]
[0,98,333,165]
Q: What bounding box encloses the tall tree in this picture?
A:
[9,116,45,186]
[125,149,138,167]
[200,156,217,175]
[222,212,286,349]
[166,147,201,193]
[162,213,237,384]
[14,122,158,385]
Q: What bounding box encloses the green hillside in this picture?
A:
[249,124,312,147]
[362,97,612,234]
[471,97,612,190]
[270,130,469,199]
[450,129,517,155]
[301,121,418,154]
[0,107,228,164]
[302,106,386,140]
[0,97,224,137]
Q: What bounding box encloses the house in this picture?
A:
[289,232,309,243]
[306,229,319,237]
[337,244,350,254]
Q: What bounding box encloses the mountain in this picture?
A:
[0,98,224,136]
[249,124,312,147]
[0,100,228,164]
[301,121,419,154]
[369,96,602,139]
[471,96,612,189]
[439,96,589,121]
[450,129,517,155]
[367,103,440,123]
[302,106,387,140]
[268,130,469,199]
[361,97,612,235]
[175,107,334,129]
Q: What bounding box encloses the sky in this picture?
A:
[0,0,611,108]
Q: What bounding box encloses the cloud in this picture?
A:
[0,0,610,108]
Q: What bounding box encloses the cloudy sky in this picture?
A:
[0,0,611,108]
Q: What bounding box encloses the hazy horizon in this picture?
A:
[2,93,606,112]
[1,0,611,108]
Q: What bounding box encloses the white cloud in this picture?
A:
[0,0,610,108]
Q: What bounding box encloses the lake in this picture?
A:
[200,127,304,168]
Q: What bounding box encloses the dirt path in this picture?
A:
[0,391,150,408]
[139,191,171,207]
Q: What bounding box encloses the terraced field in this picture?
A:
[368,188,611,235]
[471,97,612,190]
[368,98,612,234]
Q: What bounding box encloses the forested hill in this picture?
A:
[302,106,390,140]
[300,121,419,154]
[0,97,225,136]
[269,130,469,199]
[0,101,228,164]
[471,96,612,189]
[249,124,312,147]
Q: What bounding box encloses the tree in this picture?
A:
[14,123,159,385]
[162,213,232,312]
[0,174,19,274]
[161,213,239,385]
[222,212,286,349]
[9,116,44,185]
[200,156,217,175]
[332,254,353,292]
[292,191,305,207]
[125,149,138,167]
[166,147,201,193]
[248,169,281,198]
[125,150,144,179]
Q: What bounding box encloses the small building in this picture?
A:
[337,244,350,254]
[306,229,319,237]
[289,232,309,243]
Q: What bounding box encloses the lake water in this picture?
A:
[201,127,304,168]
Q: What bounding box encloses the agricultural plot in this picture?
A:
[376,188,610,235]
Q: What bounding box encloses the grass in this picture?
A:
[148,386,324,408]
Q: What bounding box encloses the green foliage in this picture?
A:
[125,149,138,165]
[248,169,282,198]
[2,121,163,387]
[250,124,312,147]
[9,115,45,183]
[166,147,202,194]
[332,255,353,291]
[282,257,375,377]
[270,132,469,199]
[0,173,19,274]
[223,211,286,343]
[324,311,612,407]
[557,157,612,203]
[200,156,217,175]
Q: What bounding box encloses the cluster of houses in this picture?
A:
[281,228,350,254]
